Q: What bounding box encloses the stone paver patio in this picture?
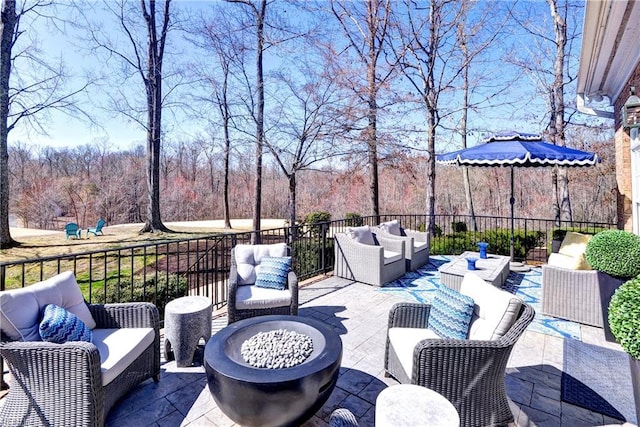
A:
[2,267,636,426]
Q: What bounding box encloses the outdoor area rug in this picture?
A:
[561,339,635,423]
[378,255,581,340]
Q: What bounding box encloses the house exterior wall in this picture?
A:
[612,64,640,231]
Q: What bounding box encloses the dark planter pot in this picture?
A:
[630,356,640,424]
[551,239,562,254]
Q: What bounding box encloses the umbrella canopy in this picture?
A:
[436,131,600,261]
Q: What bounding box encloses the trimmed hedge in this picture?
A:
[585,230,640,279]
[430,228,543,260]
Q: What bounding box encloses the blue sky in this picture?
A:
[9,0,605,154]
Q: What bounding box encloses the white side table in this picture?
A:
[164,296,212,367]
[375,384,459,427]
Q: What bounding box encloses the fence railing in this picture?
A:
[0,214,617,312]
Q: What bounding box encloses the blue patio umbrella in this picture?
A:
[436,131,600,261]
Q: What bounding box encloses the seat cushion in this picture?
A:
[347,225,376,246]
[383,249,403,265]
[235,243,288,285]
[92,327,155,386]
[460,272,523,340]
[547,252,591,270]
[379,220,401,236]
[429,286,474,339]
[388,327,440,379]
[0,271,96,342]
[255,256,291,290]
[235,285,292,310]
[39,304,92,343]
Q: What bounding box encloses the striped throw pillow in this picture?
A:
[39,304,92,343]
[429,286,474,339]
[255,256,291,290]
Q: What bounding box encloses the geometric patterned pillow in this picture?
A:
[429,285,475,340]
[39,304,92,343]
[255,256,292,290]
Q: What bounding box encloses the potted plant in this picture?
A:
[608,276,640,422]
[583,230,640,337]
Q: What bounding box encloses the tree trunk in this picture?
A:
[288,172,296,245]
[251,0,267,244]
[140,0,170,233]
[0,0,17,248]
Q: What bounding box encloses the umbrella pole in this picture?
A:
[510,166,515,261]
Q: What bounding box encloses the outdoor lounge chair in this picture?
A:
[384,272,535,427]
[64,222,82,239]
[227,243,298,324]
[334,226,406,286]
[87,218,106,237]
[0,271,161,426]
[374,219,430,271]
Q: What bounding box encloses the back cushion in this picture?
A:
[460,272,523,340]
[347,225,376,245]
[0,271,96,342]
[555,232,592,270]
[379,220,401,236]
[235,243,288,285]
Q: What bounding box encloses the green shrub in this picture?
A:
[551,228,569,241]
[417,222,442,236]
[304,211,331,224]
[609,277,640,359]
[429,228,542,260]
[452,221,468,233]
[344,212,363,227]
[92,274,188,320]
[585,230,640,279]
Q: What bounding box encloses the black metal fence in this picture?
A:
[0,214,616,312]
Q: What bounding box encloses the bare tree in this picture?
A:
[329,0,397,222]
[79,0,174,233]
[1,0,88,248]
[227,0,266,243]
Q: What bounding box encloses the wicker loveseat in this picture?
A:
[384,272,535,427]
[0,272,160,426]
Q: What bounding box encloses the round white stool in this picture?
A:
[375,384,459,427]
[164,296,212,367]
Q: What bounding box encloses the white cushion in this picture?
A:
[460,273,523,340]
[92,328,155,386]
[547,252,586,270]
[235,284,292,310]
[383,249,403,264]
[347,225,376,245]
[388,327,440,379]
[0,271,96,341]
[414,241,429,251]
[235,243,288,285]
[379,220,401,236]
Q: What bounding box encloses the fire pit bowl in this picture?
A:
[204,315,342,427]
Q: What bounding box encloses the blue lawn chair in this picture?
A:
[87,219,106,237]
[65,223,82,239]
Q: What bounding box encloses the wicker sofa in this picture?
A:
[374,219,430,271]
[384,272,535,427]
[227,243,298,324]
[334,226,406,287]
[0,271,160,427]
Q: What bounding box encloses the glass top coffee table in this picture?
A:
[439,251,510,291]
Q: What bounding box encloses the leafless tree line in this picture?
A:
[1,0,616,248]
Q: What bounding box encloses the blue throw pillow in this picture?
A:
[429,286,474,339]
[255,256,291,290]
[39,304,92,343]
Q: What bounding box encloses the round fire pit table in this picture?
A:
[204,315,342,427]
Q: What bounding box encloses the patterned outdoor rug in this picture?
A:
[378,255,581,340]
[561,339,635,423]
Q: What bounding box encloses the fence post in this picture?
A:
[321,222,328,273]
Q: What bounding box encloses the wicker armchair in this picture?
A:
[0,302,160,427]
[227,243,298,324]
[334,230,406,287]
[384,274,535,427]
